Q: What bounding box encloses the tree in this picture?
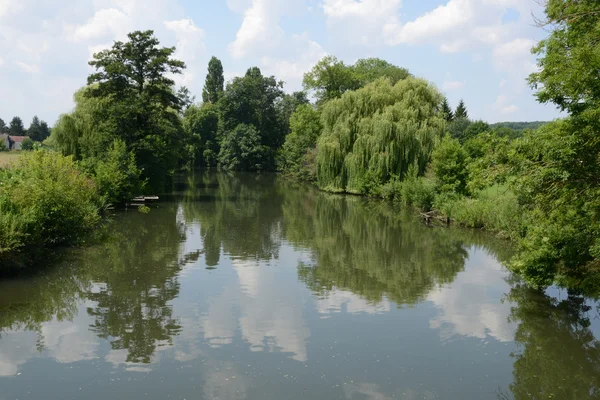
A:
[448,117,471,141]
[462,120,489,142]
[27,116,43,142]
[218,123,270,171]
[303,56,360,105]
[9,116,26,136]
[280,104,322,180]
[183,103,220,166]
[278,91,310,136]
[202,56,224,104]
[317,77,445,194]
[303,56,410,106]
[353,58,410,86]
[504,0,600,290]
[86,30,186,190]
[0,118,7,133]
[441,98,454,122]
[528,0,600,114]
[218,67,285,170]
[431,135,469,195]
[39,121,51,141]
[454,99,468,119]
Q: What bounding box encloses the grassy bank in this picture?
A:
[0,152,22,168]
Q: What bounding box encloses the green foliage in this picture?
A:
[218,123,270,171]
[447,117,471,141]
[85,139,143,205]
[431,135,469,195]
[454,99,468,119]
[462,120,489,142]
[27,116,51,142]
[219,67,285,170]
[490,121,547,131]
[21,137,34,151]
[0,139,7,152]
[0,118,7,133]
[85,30,186,191]
[317,77,444,193]
[202,56,224,104]
[303,56,410,105]
[9,116,25,136]
[183,103,220,167]
[528,0,600,114]
[440,98,454,122]
[508,115,600,287]
[280,104,322,180]
[0,151,101,268]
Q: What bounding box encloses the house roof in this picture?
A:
[9,136,29,143]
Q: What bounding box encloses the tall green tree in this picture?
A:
[528,1,600,114]
[86,30,186,190]
[303,56,360,105]
[454,99,468,119]
[353,58,410,86]
[317,77,445,194]
[183,103,220,166]
[218,67,285,170]
[280,104,322,180]
[505,0,600,290]
[441,98,454,122]
[9,116,26,136]
[27,116,43,142]
[202,56,225,104]
[0,118,7,133]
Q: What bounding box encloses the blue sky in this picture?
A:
[0,0,562,127]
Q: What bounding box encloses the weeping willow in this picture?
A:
[316,77,445,193]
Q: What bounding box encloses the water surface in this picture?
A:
[1,172,599,399]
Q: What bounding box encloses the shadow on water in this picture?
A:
[0,170,599,399]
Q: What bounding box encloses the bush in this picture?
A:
[83,139,143,205]
[21,137,34,151]
[0,151,101,268]
[432,135,469,195]
[0,139,7,152]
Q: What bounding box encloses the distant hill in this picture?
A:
[490,121,549,131]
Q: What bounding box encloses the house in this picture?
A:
[6,135,29,150]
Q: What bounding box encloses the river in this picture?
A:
[0,171,599,399]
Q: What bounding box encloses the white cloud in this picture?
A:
[494,94,519,114]
[228,0,286,59]
[15,60,40,73]
[323,0,402,48]
[443,80,465,90]
[70,8,132,42]
[164,18,206,87]
[0,0,24,18]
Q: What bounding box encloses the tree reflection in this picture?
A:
[506,285,600,399]
[178,171,284,263]
[83,205,186,363]
[281,184,472,306]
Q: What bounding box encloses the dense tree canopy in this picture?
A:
[303,56,410,105]
[218,67,285,170]
[316,77,445,193]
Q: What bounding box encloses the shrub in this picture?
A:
[0,151,101,268]
[0,139,7,152]
[432,135,469,195]
[84,139,143,205]
[21,137,34,151]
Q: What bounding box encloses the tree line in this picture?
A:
[0,116,51,141]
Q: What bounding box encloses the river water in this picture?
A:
[0,171,599,400]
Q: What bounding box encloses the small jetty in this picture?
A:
[127,195,160,208]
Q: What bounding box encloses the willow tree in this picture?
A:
[316,77,445,194]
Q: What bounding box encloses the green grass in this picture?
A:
[0,152,22,168]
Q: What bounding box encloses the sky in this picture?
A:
[0,0,563,127]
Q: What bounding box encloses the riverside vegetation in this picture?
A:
[0,0,599,295]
